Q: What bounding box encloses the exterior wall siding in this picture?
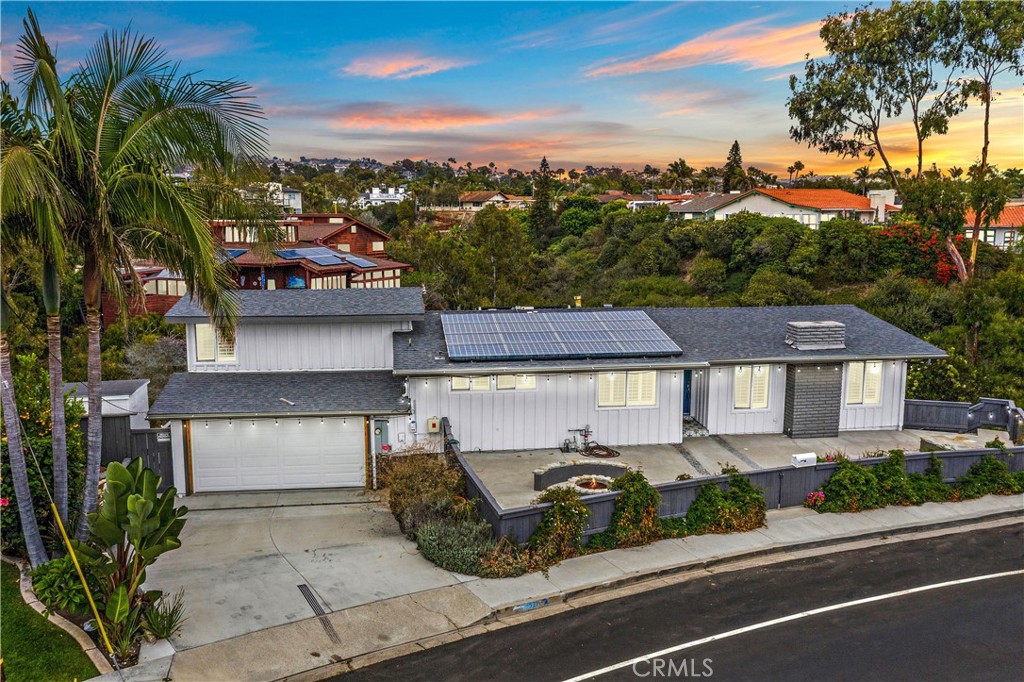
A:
[784,363,843,438]
[185,321,410,372]
[691,368,710,427]
[839,359,907,431]
[714,195,821,226]
[702,363,787,435]
[404,370,683,451]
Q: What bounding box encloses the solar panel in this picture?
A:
[441,310,681,361]
[343,255,377,268]
[276,249,304,260]
[223,248,248,261]
[308,254,345,266]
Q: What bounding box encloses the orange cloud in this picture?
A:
[587,16,826,77]
[340,53,471,79]
[330,102,562,131]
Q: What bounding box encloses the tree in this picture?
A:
[853,166,872,195]
[465,206,532,307]
[14,12,267,539]
[793,161,805,180]
[722,141,743,192]
[530,157,556,248]
[665,158,694,192]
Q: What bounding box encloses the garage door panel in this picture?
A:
[191,418,365,492]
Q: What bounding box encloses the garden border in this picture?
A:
[0,554,114,675]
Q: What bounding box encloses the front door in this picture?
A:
[373,418,390,454]
[683,370,692,416]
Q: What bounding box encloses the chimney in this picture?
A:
[868,189,896,222]
[785,321,846,350]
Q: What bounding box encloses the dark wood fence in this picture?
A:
[904,398,1024,442]
[81,417,173,490]
[444,419,1023,543]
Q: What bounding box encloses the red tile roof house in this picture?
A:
[709,188,897,227]
[964,201,1024,251]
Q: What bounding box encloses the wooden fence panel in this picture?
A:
[903,400,970,432]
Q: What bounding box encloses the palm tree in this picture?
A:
[949,166,964,180]
[787,165,796,183]
[853,166,872,195]
[792,160,805,180]
[15,11,267,539]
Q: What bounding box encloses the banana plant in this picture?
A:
[70,459,188,621]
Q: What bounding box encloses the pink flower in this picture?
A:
[0,498,9,507]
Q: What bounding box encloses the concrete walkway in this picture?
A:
[100,494,1023,682]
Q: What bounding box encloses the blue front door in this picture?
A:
[683,370,692,416]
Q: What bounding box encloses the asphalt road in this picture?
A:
[339,524,1024,682]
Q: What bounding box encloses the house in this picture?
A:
[458,191,509,210]
[965,201,1024,250]
[101,266,189,326]
[241,182,304,213]
[149,289,945,493]
[710,188,894,226]
[356,186,410,208]
[668,193,733,220]
[66,379,151,430]
[149,289,423,493]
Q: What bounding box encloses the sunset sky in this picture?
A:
[2,1,1021,176]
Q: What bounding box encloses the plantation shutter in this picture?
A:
[750,365,769,409]
[516,374,537,390]
[217,332,236,362]
[496,375,516,390]
[846,362,865,404]
[863,362,882,404]
[627,371,657,406]
[195,324,216,362]
[451,377,470,391]
[470,376,491,391]
[598,373,626,407]
[734,366,751,409]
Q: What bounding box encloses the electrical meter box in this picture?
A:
[427,417,441,434]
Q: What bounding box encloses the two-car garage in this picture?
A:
[189,417,367,492]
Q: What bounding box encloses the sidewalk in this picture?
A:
[97,494,1023,682]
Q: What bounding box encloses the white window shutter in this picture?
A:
[864,362,882,404]
[195,324,216,362]
[217,332,236,362]
[628,371,657,406]
[599,373,626,407]
[734,366,751,409]
[750,365,769,409]
[451,377,470,391]
[846,362,865,404]
[496,375,516,390]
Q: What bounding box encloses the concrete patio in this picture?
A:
[463,428,1010,509]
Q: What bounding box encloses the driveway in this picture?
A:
[145,492,463,650]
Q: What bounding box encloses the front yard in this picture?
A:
[0,560,98,682]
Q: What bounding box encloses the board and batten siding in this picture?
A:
[702,363,787,435]
[406,370,683,451]
[691,367,710,428]
[839,359,907,431]
[185,321,411,372]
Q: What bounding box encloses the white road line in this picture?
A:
[562,569,1024,682]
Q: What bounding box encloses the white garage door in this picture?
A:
[190,417,365,492]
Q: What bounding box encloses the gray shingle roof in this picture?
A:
[668,194,733,214]
[392,305,945,374]
[165,288,424,323]
[64,379,149,400]
[148,371,409,418]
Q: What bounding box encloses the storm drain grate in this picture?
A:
[298,584,341,644]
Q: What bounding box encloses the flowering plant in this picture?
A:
[804,491,826,508]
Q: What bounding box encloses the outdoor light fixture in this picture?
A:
[275,418,279,426]
[205,421,209,428]
[298,418,302,425]
[251,420,256,427]
[320,417,324,424]
[343,418,347,425]
[229,419,233,427]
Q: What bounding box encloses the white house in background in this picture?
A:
[965,201,1024,250]
[242,182,303,213]
[711,188,895,226]
[149,289,945,494]
[65,379,151,430]
[357,186,410,208]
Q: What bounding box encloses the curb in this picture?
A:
[1,555,114,675]
[318,508,1023,679]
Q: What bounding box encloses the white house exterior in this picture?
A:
[710,188,888,227]
[357,186,410,208]
[150,290,944,493]
[66,379,151,430]
[965,202,1023,251]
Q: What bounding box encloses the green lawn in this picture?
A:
[1,560,99,681]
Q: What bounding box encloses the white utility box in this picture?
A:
[792,452,817,467]
[427,417,441,434]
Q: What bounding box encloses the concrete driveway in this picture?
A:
[145,492,463,650]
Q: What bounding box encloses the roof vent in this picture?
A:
[785,321,846,350]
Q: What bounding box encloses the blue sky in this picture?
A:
[2,2,1020,175]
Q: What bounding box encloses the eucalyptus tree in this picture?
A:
[14,10,269,539]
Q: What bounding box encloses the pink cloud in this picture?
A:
[340,53,471,79]
[330,102,566,131]
[586,17,826,77]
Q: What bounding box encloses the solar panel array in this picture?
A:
[274,247,377,269]
[441,310,682,361]
[223,248,249,261]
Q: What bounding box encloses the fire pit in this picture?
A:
[563,474,615,495]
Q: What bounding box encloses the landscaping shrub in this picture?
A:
[31,555,100,617]
[595,470,662,548]
[906,455,952,504]
[415,519,495,576]
[382,452,463,535]
[871,451,916,506]
[478,537,537,579]
[955,455,1021,499]
[529,487,589,565]
[674,472,767,536]
[143,588,187,640]
[814,459,884,513]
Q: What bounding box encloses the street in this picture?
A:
[339,523,1024,682]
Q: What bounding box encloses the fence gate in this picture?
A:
[127,428,174,491]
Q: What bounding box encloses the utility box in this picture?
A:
[792,452,817,467]
[427,417,441,434]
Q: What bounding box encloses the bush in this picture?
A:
[478,537,538,579]
[955,455,1021,499]
[31,555,100,617]
[382,452,463,534]
[689,255,727,295]
[676,473,767,535]
[143,588,187,640]
[594,470,662,548]
[906,454,952,504]
[872,451,916,506]
[815,459,884,513]
[529,487,589,565]
[415,519,495,576]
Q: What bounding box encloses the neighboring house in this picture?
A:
[357,186,410,208]
[101,266,189,326]
[458,191,509,210]
[711,188,894,226]
[149,289,423,493]
[503,194,535,210]
[66,379,150,430]
[241,182,304,213]
[668,193,734,220]
[965,201,1024,250]
[150,290,944,494]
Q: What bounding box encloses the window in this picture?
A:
[981,229,998,245]
[194,323,235,363]
[311,275,346,289]
[451,376,490,391]
[598,371,657,407]
[337,243,352,252]
[350,225,358,233]
[734,365,769,410]
[496,374,536,390]
[372,241,385,252]
[846,361,882,405]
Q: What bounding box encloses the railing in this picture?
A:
[905,397,1024,442]
[443,418,1023,543]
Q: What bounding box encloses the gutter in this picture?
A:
[392,361,711,377]
[147,407,412,420]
